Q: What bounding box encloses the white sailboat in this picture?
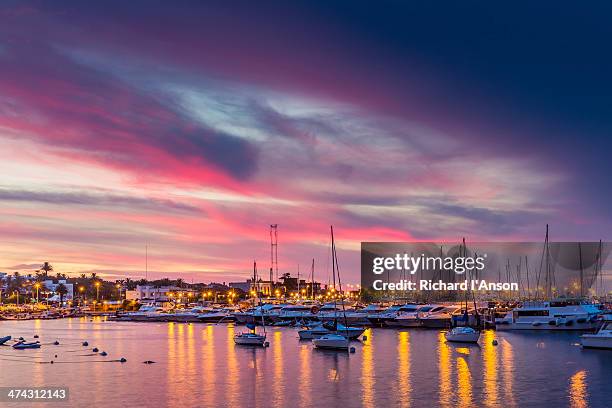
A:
[235,261,267,346]
[312,226,351,351]
[445,327,480,343]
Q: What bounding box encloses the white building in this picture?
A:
[126,285,197,302]
[43,279,74,301]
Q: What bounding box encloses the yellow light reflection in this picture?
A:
[501,338,516,407]
[456,356,473,408]
[397,331,411,408]
[202,325,215,406]
[569,370,588,408]
[438,332,453,408]
[299,341,311,408]
[273,330,284,407]
[226,325,238,406]
[482,330,498,408]
[362,330,375,408]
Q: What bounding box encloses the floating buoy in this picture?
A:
[350,347,356,353]
[362,335,368,341]
[82,341,89,346]
[120,357,127,363]
[100,351,108,356]
[143,360,156,364]
[33,335,39,338]
[264,341,270,347]
[92,347,99,353]
[50,360,54,364]
[53,341,59,345]
[492,340,498,346]
[54,354,57,358]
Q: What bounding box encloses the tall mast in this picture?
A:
[579,242,584,297]
[311,258,315,300]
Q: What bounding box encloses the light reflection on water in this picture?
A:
[0,319,610,408]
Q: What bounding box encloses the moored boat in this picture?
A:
[444,327,480,343]
[581,315,612,349]
[312,333,349,350]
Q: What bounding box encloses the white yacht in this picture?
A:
[383,304,423,327]
[385,305,444,327]
[276,304,318,323]
[495,299,601,331]
[196,308,235,323]
[366,304,403,326]
[581,315,612,349]
[232,304,283,324]
[419,305,461,328]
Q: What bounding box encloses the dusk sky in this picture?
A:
[1,1,611,284]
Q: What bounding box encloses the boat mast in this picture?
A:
[331,225,349,330]
[311,258,315,300]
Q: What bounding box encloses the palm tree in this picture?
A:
[56,284,68,307]
[40,262,53,277]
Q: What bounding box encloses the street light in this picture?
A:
[34,283,41,303]
[95,281,101,307]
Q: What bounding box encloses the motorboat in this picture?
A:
[312,333,349,350]
[340,304,386,326]
[366,304,403,326]
[196,308,235,323]
[234,331,266,346]
[298,321,364,340]
[232,304,283,325]
[495,299,601,331]
[444,327,480,343]
[581,315,612,349]
[419,306,461,328]
[275,304,318,323]
[388,305,443,327]
[13,341,41,349]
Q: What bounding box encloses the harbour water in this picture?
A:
[0,318,611,407]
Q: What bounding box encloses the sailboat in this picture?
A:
[312,226,352,351]
[235,261,267,346]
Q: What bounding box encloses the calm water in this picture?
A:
[0,318,610,407]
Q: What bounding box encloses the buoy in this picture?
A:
[100,351,108,356]
[362,335,368,341]
[50,360,54,364]
[54,354,57,358]
[264,341,270,347]
[92,347,99,352]
[350,347,356,353]
[33,335,39,338]
[492,340,498,346]
[120,357,127,363]
[143,360,156,364]
[82,341,89,346]
[53,341,59,345]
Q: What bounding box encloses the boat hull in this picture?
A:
[312,336,349,350]
[580,335,612,349]
[420,318,451,328]
[445,332,480,343]
[496,320,599,331]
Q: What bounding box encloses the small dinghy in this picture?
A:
[444,327,480,343]
[0,335,11,345]
[13,341,41,349]
[312,333,349,350]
